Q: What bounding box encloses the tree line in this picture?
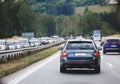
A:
[0,0,119,38]
[0,0,36,38]
[29,0,75,16]
[28,0,107,16]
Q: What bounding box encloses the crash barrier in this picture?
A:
[0,41,64,63]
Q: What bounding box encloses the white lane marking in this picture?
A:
[113,71,120,78]
[107,63,114,68]
[101,56,104,59]
[7,52,58,84]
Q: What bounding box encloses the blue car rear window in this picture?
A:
[66,42,94,50]
[107,39,119,44]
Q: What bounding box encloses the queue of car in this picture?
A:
[0,37,64,50]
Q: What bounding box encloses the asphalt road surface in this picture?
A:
[2,49,120,84]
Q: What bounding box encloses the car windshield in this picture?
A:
[66,42,94,50]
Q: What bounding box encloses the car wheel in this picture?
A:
[103,49,106,54]
[60,66,66,73]
[95,65,100,73]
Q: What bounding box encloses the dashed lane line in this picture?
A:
[107,63,114,68]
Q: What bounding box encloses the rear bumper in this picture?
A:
[60,56,100,69]
[61,62,96,68]
[104,48,120,52]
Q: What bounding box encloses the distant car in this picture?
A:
[19,38,29,48]
[40,37,49,45]
[0,40,6,50]
[14,40,21,49]
[103,38,120,54]
[29,38,39,47]
[48,38,54,44]
[6,40,16,50]
[60,39,101,73]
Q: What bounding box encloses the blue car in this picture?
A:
[103,38,120,54]
[60,39,101,73]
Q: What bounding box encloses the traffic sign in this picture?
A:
[93,30,101,35]
[22,32,34,39]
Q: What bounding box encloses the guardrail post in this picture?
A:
[7,55,11,61]
[1,56,7,63]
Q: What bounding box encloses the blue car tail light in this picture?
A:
[61,51,66,58]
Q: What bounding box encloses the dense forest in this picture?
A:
[0,0,119,38]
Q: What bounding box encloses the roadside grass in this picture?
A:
[0,46,59,78]
[75,5,116,15]
[3,36,22,40]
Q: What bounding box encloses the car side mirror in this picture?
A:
[58,47,63,51]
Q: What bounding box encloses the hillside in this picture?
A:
[29,0,108,16]
[75,5,116,15]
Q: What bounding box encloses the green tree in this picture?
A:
[38,14,55,36]
[115,2,120,32]
[0,1,9,38]
[81,12,102,35]
[64,0,75,15]
[28,0,37,5]
[30,0,75,16]
[61,15,80,36]
[101,22,117,36]
[17,0,36,33]
[55,15,65,36]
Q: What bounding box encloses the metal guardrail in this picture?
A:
[0,41,64,63]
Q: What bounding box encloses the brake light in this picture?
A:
[94,50,99,58]
[118,42,120,44]
[61,51,66,57]
[104,42,109,44]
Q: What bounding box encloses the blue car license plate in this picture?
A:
[111,45,117,47]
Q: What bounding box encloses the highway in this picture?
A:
[1,49,120,84]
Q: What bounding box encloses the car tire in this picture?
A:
[103,49,106,54]
[95,65,100,73]
[60,66,66,73]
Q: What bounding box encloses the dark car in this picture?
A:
[60,39,101,73]
[103,38,120,54]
